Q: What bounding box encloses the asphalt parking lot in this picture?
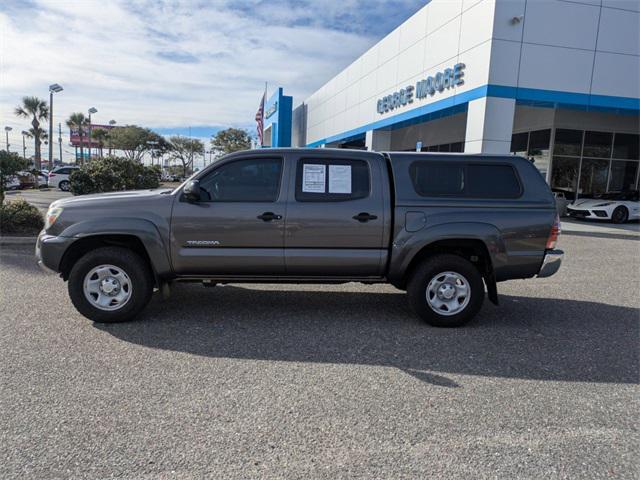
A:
[1,230,639,478]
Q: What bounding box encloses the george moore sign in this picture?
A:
[376,63,465,114]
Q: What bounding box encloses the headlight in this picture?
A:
[45,207,63,230]
[593,202,614,207]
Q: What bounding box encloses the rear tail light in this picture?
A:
[546,214,561,250]
[49,173,56,177]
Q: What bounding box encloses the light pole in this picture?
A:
[21,131,29,158]
[48,84,63,170]
[4,126,12,152]
[107,119,116,156]
[146,140,159,166]
[87,107,97,160]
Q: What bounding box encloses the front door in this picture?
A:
[170,156,287,275]
[284,152,387,276]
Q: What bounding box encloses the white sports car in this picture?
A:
[567,191,640,224]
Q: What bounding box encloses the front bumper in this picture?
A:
[35,230,74,274]
[566,207,609,219]
[537,249,564,278]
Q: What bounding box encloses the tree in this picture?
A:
[66,112,89,165]
[108,126,163,162]
[91,128,109,157]
[210,128,252,155]
[24,127,49,167]
[15,96,48,184]
[168,136,204,177]
[0,150,27,204]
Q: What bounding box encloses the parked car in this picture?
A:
[48,166,79,191]
[36,149,563,327]
[567,190,640,224]
[4,175,21,190]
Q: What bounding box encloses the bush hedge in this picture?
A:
[70,157,161,195]
[0,199,44,235]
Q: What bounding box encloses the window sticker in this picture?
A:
[328,165,352,194]
[302,164,326,193]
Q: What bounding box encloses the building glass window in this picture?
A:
[583,131,613,159]
[510,132,528,156]
[608,161,639,192]
[554,129,583,156]
[550,156,580,192]
[528,129,551,180]
[579,158,610,196]
[613,133,639,160]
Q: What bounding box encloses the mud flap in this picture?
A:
[485,273,499,305]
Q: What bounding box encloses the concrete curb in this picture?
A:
[0,236,38,245]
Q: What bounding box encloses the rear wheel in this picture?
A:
[59,180,70,192]
[68,247,154,323]
[407,254,484,327]
[611,206,628,224]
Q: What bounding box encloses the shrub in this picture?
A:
[69,157,161,195]
[0,198,44,235]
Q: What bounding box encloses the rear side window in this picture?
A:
[295,158,370,202]
[409,163,464,196]
[409,162,521,198]
[467,165,522,198]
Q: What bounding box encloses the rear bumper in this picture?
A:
[537,249,564,278]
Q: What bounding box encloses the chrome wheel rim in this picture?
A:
[83,265,132,311]
[426,271,470,316]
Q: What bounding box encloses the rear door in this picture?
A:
[283,152,388,276]
[170,155,288,275]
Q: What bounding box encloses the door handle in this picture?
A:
[257,212,282,221]
[353,212,378,223]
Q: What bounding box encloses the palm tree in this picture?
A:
[66,112,89,164]
[14,96,48,172]
[91,128,108,157]
[24,127,49,165]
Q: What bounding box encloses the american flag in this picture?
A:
[255,90,265,147]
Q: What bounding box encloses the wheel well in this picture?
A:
[59,235,155,284]
[401,239,494,289]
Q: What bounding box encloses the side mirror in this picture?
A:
[183,180,202,203]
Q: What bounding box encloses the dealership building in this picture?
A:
[263,0,639,195]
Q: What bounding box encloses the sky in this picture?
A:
[0,0,424,163]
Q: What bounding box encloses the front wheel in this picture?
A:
[59,180,70,192]
[407,254,484,327]
[68,247,154,323]
[611,206,628,224]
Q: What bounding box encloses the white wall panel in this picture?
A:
[398,6,428,50]
[424,16,461,69]
[376,57,399,94]
[597,7,640,55]
[602,0,640,12]
[459,0,495,52]
[456,40,492,93]
[378,28,401,65]
[518,44,594,93]
[361,47,379,77]
[492,0,525,41]
[591,52,640,98]
[397,38,427,84]
[359,69,378,103]
[426,0,463,34]
[488,39,521,86]
[523,0,600,51]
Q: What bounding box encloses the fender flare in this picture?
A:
[388,221,507,287]
[59,217,172,278]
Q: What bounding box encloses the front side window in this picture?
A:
[198,158,282,202]
[295,158,370,202]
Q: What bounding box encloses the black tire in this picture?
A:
[59,180,70,192]
[611,206,628,224]
[407,254,484,327]
[68,246,154,323]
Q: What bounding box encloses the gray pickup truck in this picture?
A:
[36,149,563,327]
